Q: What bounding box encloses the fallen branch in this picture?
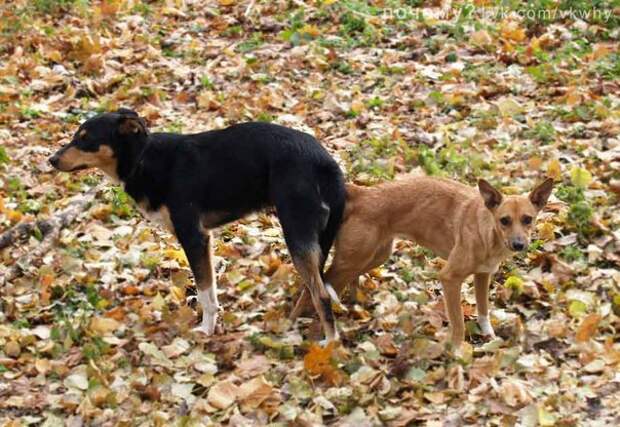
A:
[0,218,54,250]
[1,185,104,284]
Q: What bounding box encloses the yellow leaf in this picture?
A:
[497,97,523,117]
[151,292,166,311]
[538,222,556,241]
[170,286,185,303]
[470,30,493,46]
[300,24,320,38]
[164,248,188,266]
[7,209,22,224]
[218,0,235,5]
[529,37,541,53]
[570,166,592,188]
[569,300,587,317]
[547,159,562,181]
[504,276,524,294]
[500,21,526,42]
[575,314,601,342]
[89,317,121,335]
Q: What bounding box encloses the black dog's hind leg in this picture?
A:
[275,187,339,342]
[171,208,219,335]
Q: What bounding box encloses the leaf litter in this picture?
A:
[0,0,619,425]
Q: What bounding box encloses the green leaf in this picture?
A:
[504,276,524,295]
[568,300,587,317]
[570,166,592,188]
[0,146,9,164]
[405,367,426,381]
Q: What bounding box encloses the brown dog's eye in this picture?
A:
[522,215,532,225]
[500,216,511,226]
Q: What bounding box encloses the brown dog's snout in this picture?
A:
[509,236,527,251]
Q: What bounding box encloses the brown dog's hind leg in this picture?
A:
[290,228,386,321]
[474,273,494,337]
[292,245,339,341]
[347,239,393,303]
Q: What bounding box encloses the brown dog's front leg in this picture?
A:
[439,268,466,349]
[474,273,495,337]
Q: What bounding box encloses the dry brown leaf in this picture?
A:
[576,314,601,343]
[238,376,273,412]
[207,380,239,410]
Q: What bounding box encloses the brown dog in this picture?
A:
[291,175,553,351]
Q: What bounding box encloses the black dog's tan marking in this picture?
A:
[49,109,346,342]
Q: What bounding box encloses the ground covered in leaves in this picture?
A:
[1,1,620,426]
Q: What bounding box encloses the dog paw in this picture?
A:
[449,342,473,363]
[192,324,215,336]
[318,332,341,347]
[478,316,496,337]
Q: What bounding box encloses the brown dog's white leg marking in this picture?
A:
[474,273,495,337]
[192,232,219,335]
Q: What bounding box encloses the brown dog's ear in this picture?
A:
[478,179,503,210]
[118,115,147,136]
[529,178,554,210]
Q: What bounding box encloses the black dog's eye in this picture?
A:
[522,215,533,225]
[500,216,511,226]
[74,137,99,152]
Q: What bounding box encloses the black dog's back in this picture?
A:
[131,122,345,270]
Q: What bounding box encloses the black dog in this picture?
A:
[49,109,345,342]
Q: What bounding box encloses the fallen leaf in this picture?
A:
[575,314,601,343]
[89,317,121,335]
[238,376,273,411]
[207,380,239,409]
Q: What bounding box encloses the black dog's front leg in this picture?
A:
[170,208,219,335]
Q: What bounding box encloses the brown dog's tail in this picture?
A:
[342,183,367,220]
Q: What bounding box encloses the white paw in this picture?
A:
[319,331,340,347]
[192,324,215,336]
[193,311,218,336]
[478,315,496,337]
[325,283,341,304]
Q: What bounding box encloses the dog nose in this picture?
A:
[49,155,59,168]
[511,240,525,251]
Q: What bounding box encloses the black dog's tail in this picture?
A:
[317,165,346,274]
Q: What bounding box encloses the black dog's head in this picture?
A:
[49,108,148,178]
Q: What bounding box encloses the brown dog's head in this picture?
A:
[49,108,148,179]
[478,178,554,252]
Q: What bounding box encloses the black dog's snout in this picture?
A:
[49,155,59,168]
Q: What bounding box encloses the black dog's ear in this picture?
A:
[116,108,138,117]
[118,113,147,136]
[478,179,503,210]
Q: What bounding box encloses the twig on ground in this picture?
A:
[1,185,104,284]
